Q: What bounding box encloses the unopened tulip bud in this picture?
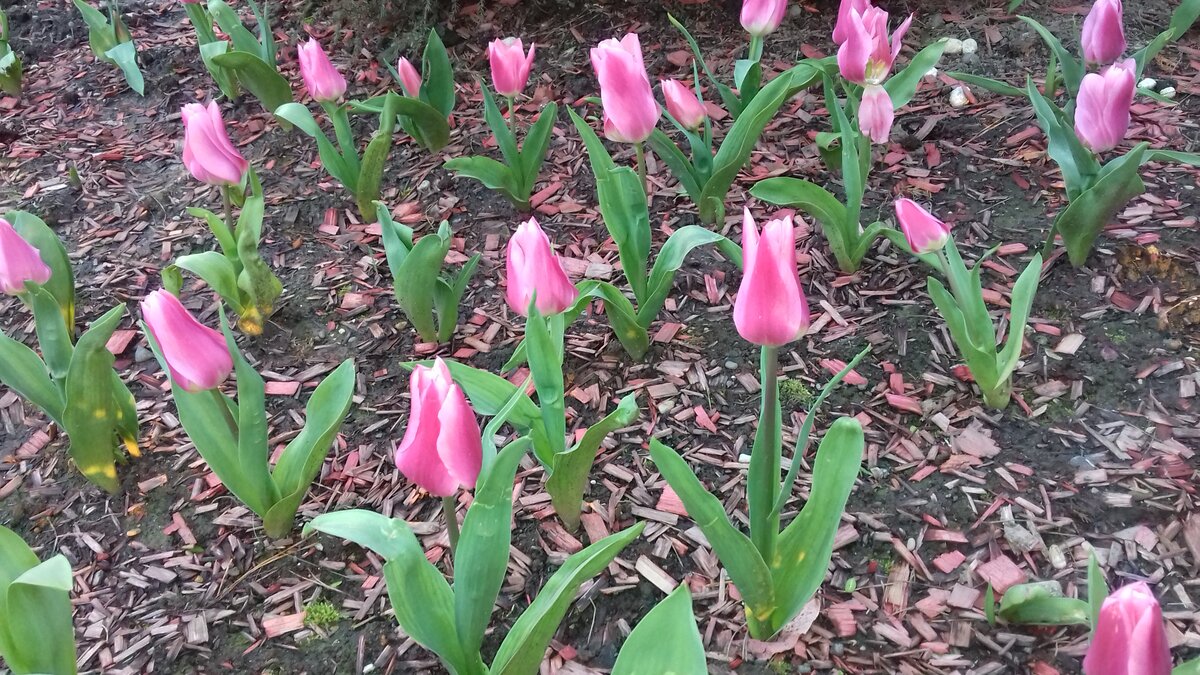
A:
[488,37,535,98]
[505,217,579,316]
[734,208,810,346]
[141,290,233,392]
[1074,58,1135,153]
[740,0,787,37]
[181,102,249,187]
[396,57,422,98]
[590,33,659,144]
[661,79,706,130]
[1083,582,1172,675]
[893,198,950,254]
[0,218,51,295]
[1081,0,1126,66]
[858,84,894,144]
[298,38,347,102]
[393,357,483,497]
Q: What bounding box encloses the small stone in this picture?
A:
[1166,338,1183,351]
[943,38,964,54]
[724,360,738,369]
[1138,77,1158,89]
[961,38,978,54]
[924,66,939,79]
[135,345,155,362]
[1161,86,1177,99]
[949,86,969,108]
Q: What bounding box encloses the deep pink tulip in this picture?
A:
[833,0,870,44]
[181,102,249,187]
[141,290,233,393]
[1075,58,1135,153]
[396,57,422,98]
[740,0,787,37]
[1083,582,1172,675]
[590,33,659,144]
[393,357,483,497]
[837,6,912,85]
[0,218,52,295]
[858,84,894,144]
[505,217,578,316]
[1082,0,1126,66]
[661,79,706,130]
[488,37,535,98]
[893,198,950,254]
[297,38,347,102]
[734,208,809,347]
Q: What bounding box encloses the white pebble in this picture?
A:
[949,86,970,108]
[961,38,978,54]
[1161,86,1177,98]
[1138,77,1157,89]
[924,66,939,79]
[943,38,964,55]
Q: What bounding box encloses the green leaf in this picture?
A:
[1018,16,1083,95]
[227,311,278,510]
[72,0,118,56]
[885,40,947,109]
[667,13,741,117]
[985,584,997,625]
[198,40,241,100]
[419,28,455,118]
[9,211,74,331]
[174,251,245,314]
[211,50,292,113]
[481,86,520,169]
[353,95,452,151]
[0,48,22,96]
[233,196,282,331]
[524,305,567,458]
[925,275,996,388]
[355,93,400,220]
[945,71,1025,97]
[104,40,143,95]
[1087,552,1108,633]
[1135,0,1200,75]
[417,359,545,433]
[433,251,480,343]
[646,129,703,202]
[61,304,128,492]
[390,227,452,343]
[749,177,847,240]
[547,394,637,532]
[518,101,558,197]
[0,529,76,675]
[1145,150,1200,167]
[1054,145,1146,266]
[997,581,1090,625]
[1026,80,1098,197]
[0,332,63,425]
[303,509,414,560]
[638,226,735,326]
[492,523,646,675]
[443,157,519,204]
[612,585,706,675]
[574,281,650,361]
[207,0,263,58]
[24,285,72,381]
[244,0,275,65]
[1175,659,1200,675]
[995,254,1042,383]
[274,103,354,187]
[263,360,355,538]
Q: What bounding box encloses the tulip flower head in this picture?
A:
[1081,0,1126,66]
[1083,582,1172,675]
[837,5,912,85]
[396,57,422,98]
[833,0,871,44]
[298,38,347,102]
[893,198,951,254]
[858,84,894,144]
[488,37,535,98]
[393,357,483,498]
[589,33,660,144]
[740,0,787,37]
[141,290,233,393]
[1074,58,1135,154]
[661,79,707,131]
[0,218,52,295]
[505,217,579,316]
[734,208,810,347]
[181,102,249,187]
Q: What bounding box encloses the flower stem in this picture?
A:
[506,95,516,127]
[442,495,460,555]
[221,186,234,236]
[748,345,781,564]
[748,35,764,62]
[634,141,648,197]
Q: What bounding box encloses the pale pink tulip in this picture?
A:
[505,217,578,316]
[1082,0,1126,66]
[740,0,787,37]
[393,357,483,497]
[1075,59,1135,153]
[833,0,871,44]
[0,218,51,295]
[590,34,659,144]
[858,84,894,144]
[893,198,950,254]
[141,290,233,392]
[396,57,422,98]
[837,6,912,85]
[298,38,347,102]
[1083,582,1172,675]
[661,79,706,130]
[734,208,809,346]
[181,102,249,187]
[488,37,535,98]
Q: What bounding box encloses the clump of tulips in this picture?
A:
[71,0,142,94]
[183,0,292,112]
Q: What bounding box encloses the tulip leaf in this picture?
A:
[518,101,558,197]
[1175,659,1200,675]
[356,93,400,222]
[749,177,848,242]
[945,71,1025,98]
[433,250,480,343]
[996,253,1042,383]
[389,226,452,343]
[233,196,283,330]
[443,157,519,202]
[547,394,638,532]
[420,360,543,430]
[612,585,706,675]
[1144,150,1200,167]
[395,96,452,152]
[885,40,947,110]
[574,280,650,361]
[1025,80,1098,199]
[174,251,245,315]
[524,304,567,460]
[226,312,279,511]
[104,40,143,96]
[211,50,292,113]
[275,103,352,186]
[1053,144,1146,266]
[61,304,129,493]
[303,509,415,560]
[23,285,73,382]
[666,13,741,116]
[997,581,1090,625]
[0,528,76,675]
[647,129,703,203]
[491,523,645,675]
[1087,551,1108,633]
[198,40,242,104]
[0,333,63,426]
[419,28,455,117]
[8,211,74,331]
[638,226,738,326]
[71,0,118,57]
[207,0,263,59]
[481,86,520,169]
[1018,16,1083,95]
[925,276,996,389]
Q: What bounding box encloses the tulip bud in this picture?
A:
[181,102,249,187]
[488,37,535,98]
[858,84,894,144]
[740,0,787,37]
[1081,0,1126,66]
[141,290,233,392]
[1083,582,1172,675]
[589,33,660,144]
[0,218,52,295]
[297,38,347,102]
[661,79,706,131]
[734,208,809,346]
[893,198,950,254]
[833,0,871,44]
[505,217,579,316]
[393,357,483,497]
[396,57,422,98]
[837,6,912,85]
[1074,59,1135,154]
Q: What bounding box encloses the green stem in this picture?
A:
[207,387,239,437]
[221,186,234,238]
[506,95,516,128]
[981,378,1013,410]
[442,495,460,555]
[748,34,764,62]
[322,101,359,173]
[748,345,781,564]
[634,141,648,197]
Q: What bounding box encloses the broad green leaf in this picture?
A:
[1026,80,1097,197]
[9,212,74,330]
[1018,16,1083,95]
[175,251,243,312]
[26,285,73,380]
[926,277,997,387]
[0,535,76,675]
[211,50,292,112]
[0,332,63,425]
[392,228,452,343]
[198,40,241,100]
[420,28,455,117]
[1175,659,1200,675]
[749,177,847,237]
[574,281,650,361]
[227,312,278,511]
[274,103,353,186]
[885,40,947,109]
[71,0,117,55]
[612,585,706,675]
[518,101,558,196]
[985,584,996,625]
[352,95,452,151]
[646,129,703,202]
[547,394,637,532]
[207,0,262,58]
[997,581,1090,625]
[1145,150,1200,167]
[996,253,1042,381]
[1134,0,1200,75]
[1054,145,1146,266]
[638,226,735,326]
[355,93,400,220]
[492,523,646,675]
[443,157,518,204]
[0,48,21,96]
[433,251,480,343]
[61,304,128,492]
[186,206,237,260]
[524,305,567,457]
[244,0,275,65]
[233,196,282,330]
[104,40,143,95]
[945,71,1025,97]
[481,86,520,169]
[303,509,414,560]
[1087,552,1108,633]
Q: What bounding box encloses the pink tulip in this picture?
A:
[858,84,894,144]
[661,79,706,131]
[141,290,233,392]
[297,38,347,102]
[393,357,483,497]
[181,102,249,187]
[837,6,912,85]
[1083,582,1172,675]
[833,0,871,44]
[396,57,422,98]
[740,0,787,37]
[505,217,579,316]
[590,33,659,144]
[0,218,52,295]
[893,198,950,254]
[734,208,809,346]
[488,37,535,98]
[1082,0,1126,66]
[1075,58,1135,153]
